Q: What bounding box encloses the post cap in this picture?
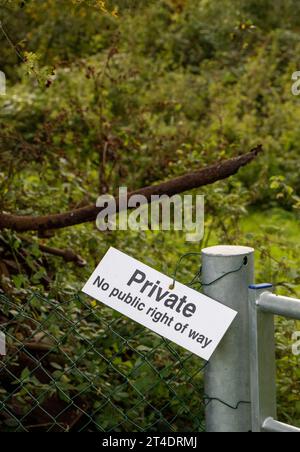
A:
[202,245,254,257]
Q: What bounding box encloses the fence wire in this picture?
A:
[0,292,207,432]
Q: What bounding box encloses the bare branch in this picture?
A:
[0,145,263,232]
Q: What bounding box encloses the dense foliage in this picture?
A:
[0,0,299,430]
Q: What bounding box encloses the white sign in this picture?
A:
[82,248,237,361]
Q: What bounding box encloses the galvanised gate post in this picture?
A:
[202,245,254,433]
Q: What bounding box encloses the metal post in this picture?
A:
[202,245,254,432]
[248,285,277,432]
[249,286,300,433]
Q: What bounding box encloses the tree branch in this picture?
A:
[0,145,262,232]
[38,244,87,267]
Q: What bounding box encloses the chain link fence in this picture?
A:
[0,292,207,432]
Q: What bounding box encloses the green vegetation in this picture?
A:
[0,0,299,431]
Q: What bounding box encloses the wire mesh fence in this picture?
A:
[0,292,207,432]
